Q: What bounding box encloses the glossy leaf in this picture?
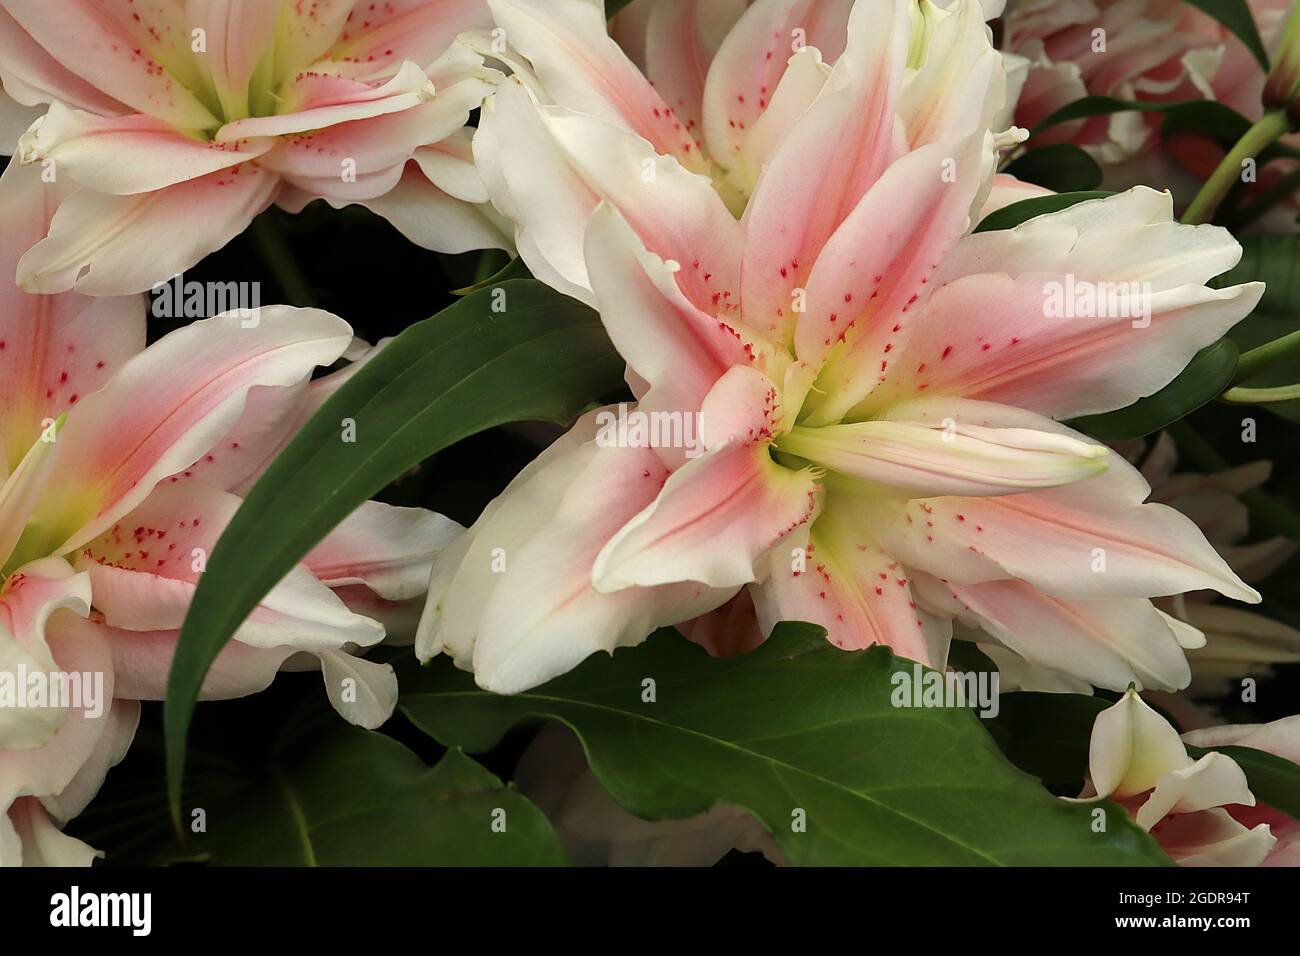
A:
[1070,340,1240,440]
[76,709,567,866]
[400,626,1171,866]
[164,278,625,824]
[974,191,1114,232]
[1185,0,1270,70]
[1003,144,1102,192]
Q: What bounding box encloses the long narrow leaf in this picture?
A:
[163,278,624,825]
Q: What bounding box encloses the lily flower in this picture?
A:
[0,159,460,865]
[1079,688,1276,866]
[1004,0,1293,164]
[0,0,506,295]
[1183,717,1300,865]
[419,0,1263,695]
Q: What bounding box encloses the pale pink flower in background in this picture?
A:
[472,0,1012,304]
[418,0,1262,695]
[1079,688,1275,865]
[0,160,460,866]
[1133,433,1300,698]
[1005,0,1292,164]
[0,0,507,295]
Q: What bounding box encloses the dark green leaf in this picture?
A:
[974,191,1113,232]
[605,0,637,17]
[986,693,1106,790]
[1070,339,1240,440]
[165,278,624,824]
[1031,96,1254,147]
[454,254,532,296]
[78,712,567,866]
[1003,144,1102,192]
[1214,234,1300,315]
[1185,0,1270,70]
[400,625,1170,866]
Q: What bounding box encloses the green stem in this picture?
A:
[1222,382,1300,403]
[1168,420,1300,540]
[1182,110,1292,225]
[250,214,316,308]
[1233,326,1300,384]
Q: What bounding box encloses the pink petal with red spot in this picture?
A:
[16,160,279,295]
[0,0,219,128]
[739,0,909,346]
[34,307,352,554]
[486,0,706,172]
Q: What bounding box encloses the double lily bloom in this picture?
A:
[0,160,458,865]
[0,0,505,295]
[419,0,1265,695]
[1005,0,1292,163]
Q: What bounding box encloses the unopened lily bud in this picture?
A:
[1264,2,1300,118]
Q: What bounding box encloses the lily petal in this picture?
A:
[34,307,352,554]
[16,162,279,295]
[0,0,219,129]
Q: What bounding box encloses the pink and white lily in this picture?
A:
[1182,717,1300,865]
[1005,0,1292,164]
[0,0,506,295]
[0,159,460,865]
[419,0,1263,695]
[1079,688,1278,865]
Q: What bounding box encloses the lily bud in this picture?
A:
[1264,2,1300,119]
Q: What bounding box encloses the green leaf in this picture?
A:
[165,277,624,825]
[989,691,1300,825]
[1029,96,1253,138]
[1003,144,1102,192]
[454,254,532,296]
[1211,238,1300,417]
[400,625,1170,866]
[605,0,636,17]
[1185,0,1271,70]
[77,711,567,866]
[1069,339,1240,440]
[1031,95,1254,146]
[1214,234,1300,315]
[974,191,1113,232]
[985,693,1106,790]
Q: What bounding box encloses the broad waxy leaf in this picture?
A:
[165,276,625,823]
[1212,235,1300,419]
[1185,0,1271,70]
[988,692,1300,823]
[1215,234,1300,316]
[974,191,1114,232]
[1030,96,1254,145]
[401,626,1171,866]
[1003,143,1102,192]
[76,710,567,866]
[1070,340,1241,440]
